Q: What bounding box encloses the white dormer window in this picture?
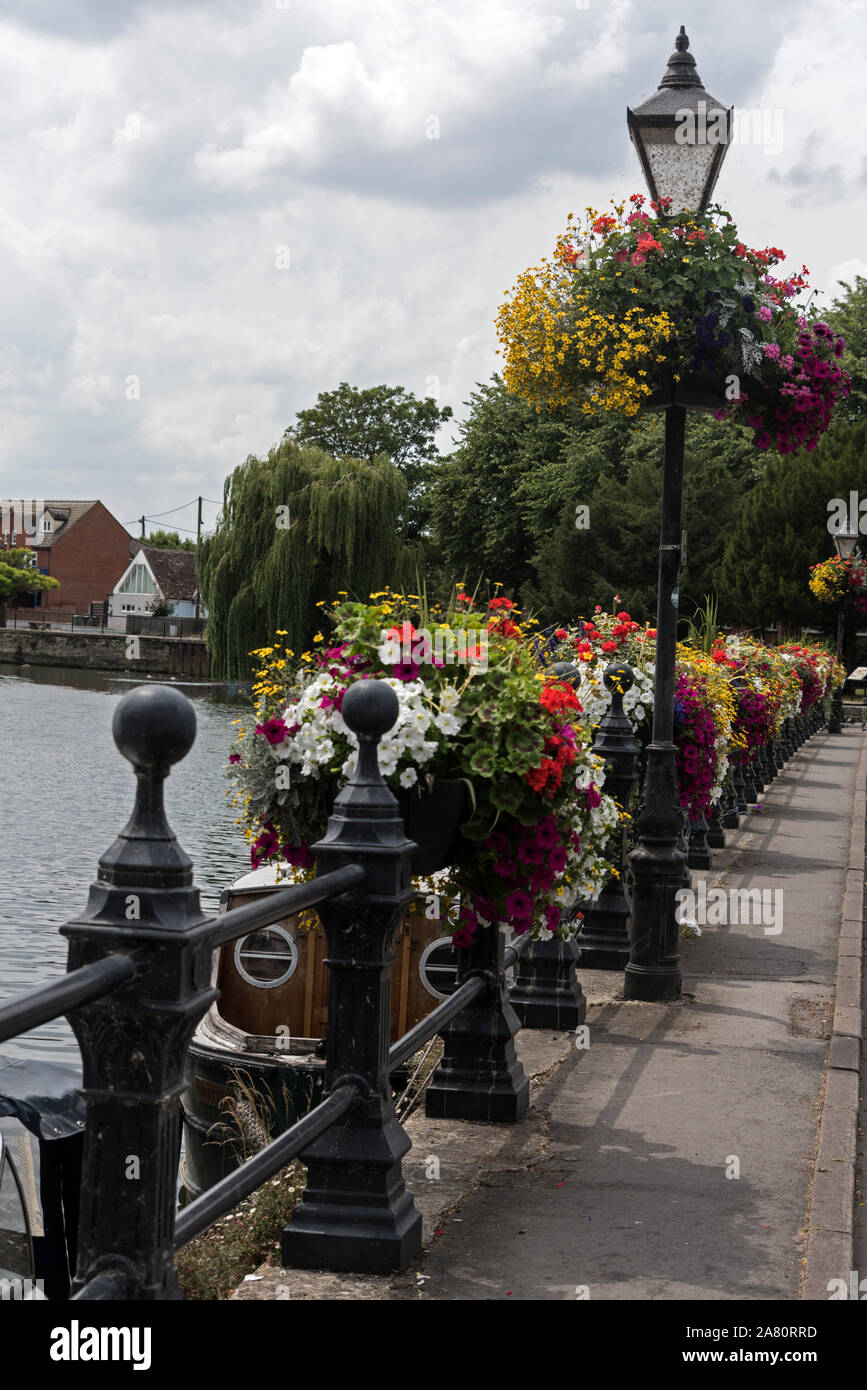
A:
[42,517,51,533]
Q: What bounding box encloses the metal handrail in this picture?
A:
[174,1083,358,1248]
[388,931,533,1071]
[175,930,539,1244]
[200,864,367,949]
[0,955,136,1044]
[388,975,486,1071]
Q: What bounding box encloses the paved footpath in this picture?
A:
[232,726,866,1303]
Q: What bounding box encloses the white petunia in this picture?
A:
[399,767,418,788]
[434,711,463,736]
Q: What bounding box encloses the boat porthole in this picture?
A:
[418,937,459,1001]
[234,925,299,988]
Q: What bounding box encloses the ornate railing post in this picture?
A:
[574,662,641,970]
[281,680,422,1274]
[62,685,216,1299]
[424,924,530,1121]
[706,800,726,849]
[731,760,748,815]
[509,663,587,1026]
[510,928,585,1030]
[741,756,760,805]
[687,812,711,868]
[721,773,740,829]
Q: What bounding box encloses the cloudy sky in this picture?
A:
[0,0,864,541]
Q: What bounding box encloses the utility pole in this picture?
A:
[195,496,202,620]
[140,516,146,540]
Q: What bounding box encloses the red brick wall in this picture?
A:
[41,503,132,611]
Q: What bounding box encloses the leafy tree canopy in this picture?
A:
[0,548,61,605]
[199,439,412,681]
[824,275,867,423]
[285,382,453,540]
[145,529,196,551]
[717,419,867,637]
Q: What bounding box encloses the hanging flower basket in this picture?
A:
[809,554,867,615]
[227,589,620,945]
[639,365,731,414]
[396,778,470,875]
[496,195,850,454]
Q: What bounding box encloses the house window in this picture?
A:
[42,518,51,533]
[117,563,157,596]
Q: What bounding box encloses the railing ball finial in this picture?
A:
[603,662,635,696]
[112,684,197,772]
[341,678,399,744]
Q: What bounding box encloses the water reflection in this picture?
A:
[0,665,250,1065]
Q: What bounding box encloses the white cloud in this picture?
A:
[0,0,864,530]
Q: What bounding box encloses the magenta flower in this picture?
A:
[256,716,290,746]
[505,890,533,922]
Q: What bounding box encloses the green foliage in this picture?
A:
[716,420,867,633]
[429,379,751,625]
[175,1163,303,1300]
[285,382,453,541]
[148,598,177,618]
[198,439,411,680]
[686,594,721,653]
[428,377,578,601]
[145,530,196,551]
[825,276,867,422]
[0,548,61,604]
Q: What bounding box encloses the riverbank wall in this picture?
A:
[0,628,211,679]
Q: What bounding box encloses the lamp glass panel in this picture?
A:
[634,126,719,214]
[833,531,858,560]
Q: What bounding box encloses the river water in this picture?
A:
[0,665,250,1068]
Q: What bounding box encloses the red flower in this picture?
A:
[554,627,567,639]
[540,681,582,715]
[489,596,515,610]
[601,640,618,654]
[488,617,520,638]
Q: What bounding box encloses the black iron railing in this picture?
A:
[0,674,830,1300]
[0,678,536,1298]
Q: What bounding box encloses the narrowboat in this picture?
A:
[179,865,462,1200]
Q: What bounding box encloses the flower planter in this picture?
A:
[396,779,470,876]
[639,367,729,415]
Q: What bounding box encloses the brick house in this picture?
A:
[0,500,133,612]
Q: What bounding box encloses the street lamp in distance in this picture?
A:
[828,523,860,732]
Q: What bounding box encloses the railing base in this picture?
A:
[425,928,530,1123]
[424,1052,530,1123]
[510,936,586,1030]
[281,1105,423,1275]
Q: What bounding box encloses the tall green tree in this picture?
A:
[717,421,867,637]
[429,377,756,623]
[525,414,745,626]
[0,547,60,624]
[285,383,452,541]
[199,439,411,680]
[428,378,580,602]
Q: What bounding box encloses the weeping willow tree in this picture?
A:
[199,439,412,680]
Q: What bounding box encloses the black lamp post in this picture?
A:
[828,523,859,733]
[623,27,731,1003]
